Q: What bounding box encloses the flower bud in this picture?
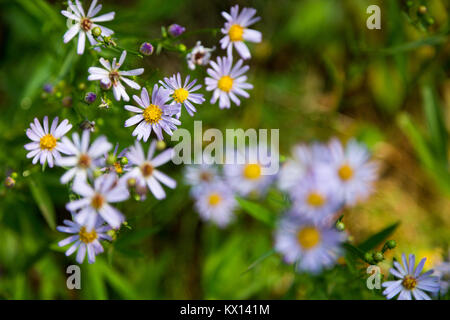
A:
[374,251,384,262]
[364,252,374,264]
[178,44,187,53]
[139,42,154,56]
[168,24,185,37]
[93,169,103,178]
[336,221,345,231]
[85,92,97,104]
[11,172,18,179]
[43,83,54,94]
[92,26,102,37]
[127,178,136,188]
[386,240,397,249]
[156,140,166,150]
[78,82,86,91]
[4,177,15,188]
[120,157,128,165]
[418,6,427,15]
[106,154,117,166]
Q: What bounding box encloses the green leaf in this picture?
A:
[241,249,275,275]
[236,197,275,226]
[343,243,366,261]
[358,222,400,252]
[29,177,56,230]
[98,260,138,299]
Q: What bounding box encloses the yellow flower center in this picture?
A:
[307,192,325,207]
[402,275,417,290]
[297,226,321,250]
[78,154,91,169]
[208,193,222,206]
[143,104,162,124]
[338,164,354,181]
[80,17,92,31]
[114,162,123,174]
[79,226,98,244]
[141,162,153,177]
[243,163,262,180]
[173,88,189,103]
[39,134,57,151]
[91,193,105,210]
[218,75,233,92]
[229,24,244,42]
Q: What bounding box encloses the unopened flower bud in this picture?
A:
[139,42,154,56]
[168,24,185,37]
[120,157,128,165]
[43,83,54,94]
[4,177,15,188]
[418,6,427,15]
[374,252,384,262]
[156,140,166,150]
[336,221,345,231]
[92,26,102,37]
[85,92,97,104]
[93,169,103,178]
[106,154,117,166]
[127,178,136,188]
[386,240,397,249]
[178,44,186,53]
[11,172,18,179]
[364,252,374,264]
[78,82,86,91]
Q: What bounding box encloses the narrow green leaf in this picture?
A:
[236,197,275,226]
[241,249,275,275]
[343,243,366,261]
[98,260,138,299]
[29,177,56,230]
[358,222,400,252]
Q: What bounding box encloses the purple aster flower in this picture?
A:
[139,42,154,56]
[168,24,185,37]
[85,92,97,104]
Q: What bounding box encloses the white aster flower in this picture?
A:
[326,139,378,206]
[124,140,176,200]
[67,173,129,230]
[57,218,111,264]
[24,116,72,168]
[220,5,262,60]
[159,73,205,117]
[56,130,112,184]
[124,85,181,141]
[194,181,236,228]
[274,215,346,274]
[62,0,115,55]
[186,41,215,70]
[205,56,253,109]
[382,253,440,300]
[88,50,144,101]
[223,147,275,196]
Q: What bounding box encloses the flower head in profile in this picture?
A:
[160,73,205,117]
[124,85,181,141]
[382,253,440,300]
[61,0,115,55]
[57,130,112,184]
[67,173,129,230]
[326,139,378,206]
[25,117,72,168]
[88,50,144,101]
[124,140,176,200]
[194,181,236,228]
[205,56,252,109]
[274,215,346,274]
[186,41,215,70]
[57,217,111,264]
[220,5,262,60]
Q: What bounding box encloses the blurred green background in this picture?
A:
[0,0,448,299]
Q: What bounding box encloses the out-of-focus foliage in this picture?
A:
[0,0,448,299]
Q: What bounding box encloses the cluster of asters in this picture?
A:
[23,1,262,264]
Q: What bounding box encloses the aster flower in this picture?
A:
[168,24,185,37]
[25,116,72,168]
[274,215,346,274]
[159,73,205,117]
[57,218,111,264]
[223,147,275,196]
[382,253,440,300]
[205,56,253,109]
[88,50,144,101]
[325,139,378,206]
[61,0,115,55]
[124,85,181,141]
[194,181,236,228]
[289,170,343,223]
[67,173,129,230]
[434,260,450,296]
[220,5,262,60]
[56,130,112,184]
[186,41,215,70]
[185,154,219,196]
[123,140,176,200]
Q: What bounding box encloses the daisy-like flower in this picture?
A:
[67,173,129,230]
[124,85,181,141]
[57,218,111,264]
[56,130,112,184]
[274,215,346,274]
[88,50,144,101]
[205,56,253,109]
[186,41,215,70]
[25,116,72,168]
[220,5,262,60]
[194,181,236,228]
[159,73,205,117]
[123,140,176,200]
[382,253,440,300]
[185,155,219,196]
[223,147,275,196]
[289,170,343,223]
[327,139,378,205]
[61,0,115,55]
